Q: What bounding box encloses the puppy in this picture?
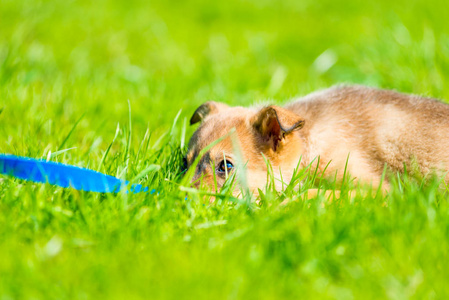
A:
[185,85,449,194]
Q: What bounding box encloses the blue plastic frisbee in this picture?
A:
[0,154,150,193]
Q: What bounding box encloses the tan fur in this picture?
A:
[186,85,449,194]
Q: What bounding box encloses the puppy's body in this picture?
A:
[187,85,449,192]
[286,86,449,185]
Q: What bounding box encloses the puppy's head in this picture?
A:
[186,101,305,193]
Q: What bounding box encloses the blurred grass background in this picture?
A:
[1,0,449,299]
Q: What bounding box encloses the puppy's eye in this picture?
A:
[218,160,234,173]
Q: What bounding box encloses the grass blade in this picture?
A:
[131,164,161,183]
[97,123,120,172]
[58,113,85,150]
[49,147,77,160]
[124,100,132,166]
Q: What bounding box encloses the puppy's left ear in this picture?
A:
[252,106,305,151]
[190,101,229,125]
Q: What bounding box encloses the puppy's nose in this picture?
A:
[192,180,200,189]
[191,174,201,189]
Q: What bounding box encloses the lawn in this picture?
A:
[1,0,449,298]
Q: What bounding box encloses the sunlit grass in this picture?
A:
[1,0,449,299]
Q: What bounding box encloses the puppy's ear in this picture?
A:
[252,106,304,151]
[190,101,229,125]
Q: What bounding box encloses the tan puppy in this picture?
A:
[185,85,449,194]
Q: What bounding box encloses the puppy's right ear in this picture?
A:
[252,106,305,152]
[190,101,229,125]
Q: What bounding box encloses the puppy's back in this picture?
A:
[286,85,449,178]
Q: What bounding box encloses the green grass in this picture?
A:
[1,0,449,298]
